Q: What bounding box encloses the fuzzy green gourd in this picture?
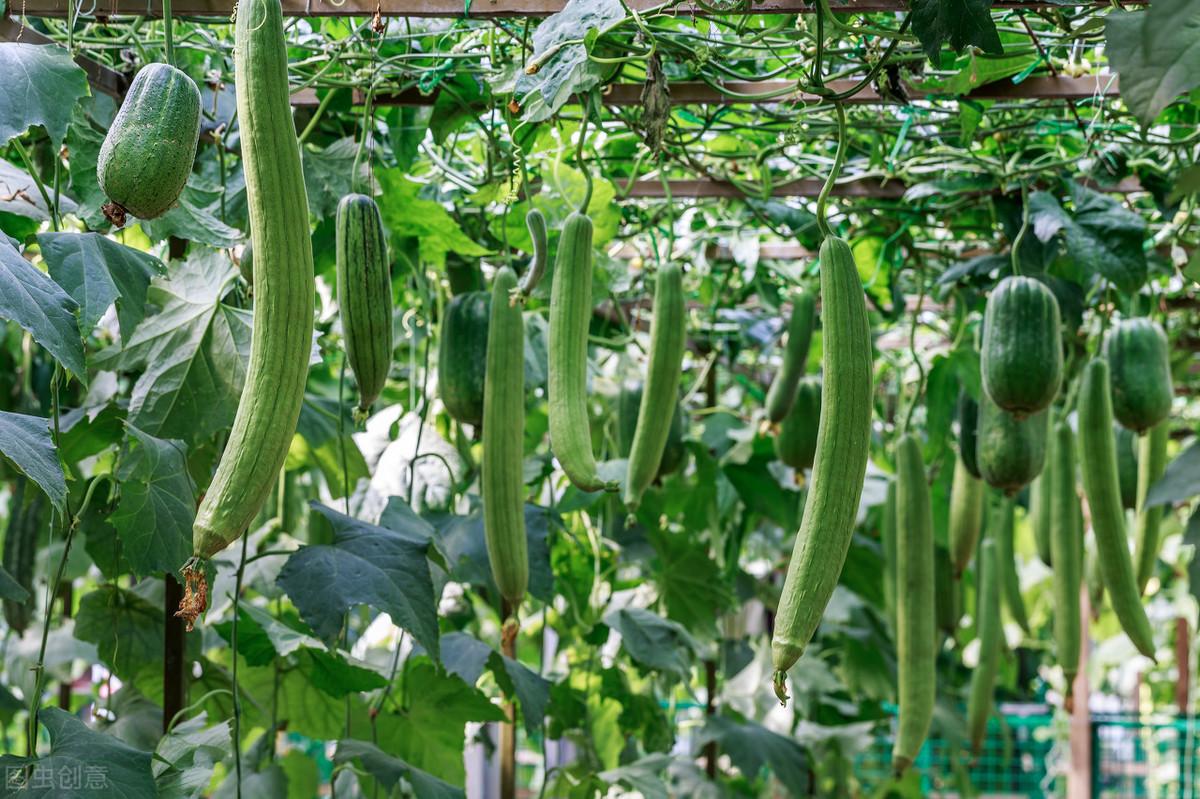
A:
[980,276,1062,417]
[97,62,201,225]
[482,267,528,609]
[439,291,490,428]
[548,211,616,493]
[1077,359,1155,659]
[185,0,316,625]
[892,434,936,776]
[617,381,687,480]
[958,391,981,479]
[977,391,1047,495]
[774,376,821,472]
[336,194,392,415]
[1133,421,1169,595]
[624,263,687,514]
[968,537,1001,755]
[1049,421,1081,692]
[949,453,984,578]
[765,288,816,423]
[991,493,1029,633]
[1115,425,1140,511]
[771,236,873,704]
[1105,319,1173,434]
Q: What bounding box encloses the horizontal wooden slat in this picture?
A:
[290,74,1121,109]
[16,0,1145,19]
[0,16,130,98]
[620,175,1144,198]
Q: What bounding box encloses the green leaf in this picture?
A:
[74,584,163,682]
[38,231,165,341]
[64,107,110,229]
[603,607,698,679]
[511,0,625,122]
[277,502,440,657]
[598,754,673,799]
[694,714,809,792]
[0,563,30,604]
[302,138,369,221]
[101,252,250,444]
[648,527,733,634]
[0,235,86,380]
[0,43,90,147]
[375,172,488,267]
[1167,164,1200,205]
[153,713,232,799]
[109,426,195,578]
[1106,0,1200,126]
[1,157,78,222]
[372,660,504,781]
[911,0,1003,62]
[141,185,242,247]
[439,631,551,734]
[1027,186,1147,293]
[434,503,557,603]
[334,740,465,799]
[911,51,1037,96]
[1145,440,1200,508]
[0,707,155,798]
[0,410,68,514]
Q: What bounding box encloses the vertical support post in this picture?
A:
[704,659,717,778]
[57,582,73,709]
[163,573,186,733]
[1069,584,1092,799]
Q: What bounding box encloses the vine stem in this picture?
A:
[163,0,175,66]
[230,531,250,799]
[900,261,928,436]
[816,103,848,239]
[26,473,109,756]
[575,108,593,213]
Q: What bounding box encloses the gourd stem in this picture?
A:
[163,0,175,66]
[575,108,593,212]
[816,103,847,239]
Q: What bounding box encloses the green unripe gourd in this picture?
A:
[957,390,981,479]
[881,480,897,623]
[980,276,1062,417]
[189,0,315,575]
[771,236,873,704]
[97,62,201,225]
[935,545,960,639]
[1115,425,1139,511]
[336,194,393,415]
[1049,421,1081,693]
[1104,319,1173,434]
[991,493,1029,633]
[513,208,549,301]
[1029,429,1056,567]
[482,267,528,608]
[977,391,1047,495]
[1133,421,1169,595]
[2,479,42,635]
[774,376,821,472]
[967,537,1001,756]
[984,273,1060,412]
[624,262,687,513]
[764,288,817,423]
[949,453,984,578]
[548,212,616,493]
[892,434,936,777]
[1077,359,1155,658]
[239,240,254,285]
[438,291,490,428]
[617,381,687,480]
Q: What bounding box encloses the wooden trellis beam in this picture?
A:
[13,0,1145,20]
[0,16,130,98]
[620,175,1144,199]
[291,74,1120,109]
